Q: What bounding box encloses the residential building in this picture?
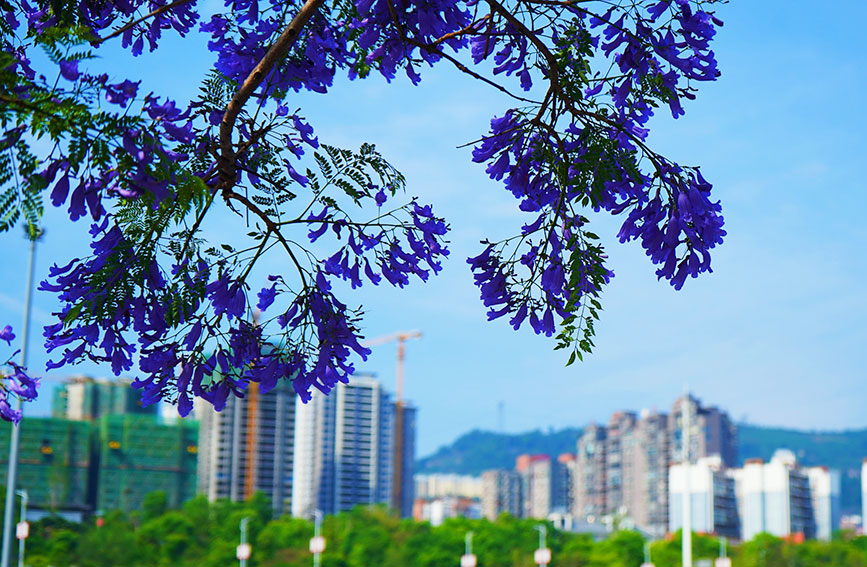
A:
[625,410,670,537]
[0,417,91,519]
[553,454,575,514]
[291,376,408,518]
[413,496,481,526]
[863,459,867,535]
[807,466,841,541]
[669,395,737,468]
[197,380,296,515]
[574,423,607,519]
[95,414,198,512]
[52,376,156,420]
[517,454,554,518]
[605,411,637,515]
[415,473,483,500]
[395,402,417,518]
[669,455,739,539]
[736,450,816,541]
[481,469,522,520]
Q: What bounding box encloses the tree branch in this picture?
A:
[218,0,325,190]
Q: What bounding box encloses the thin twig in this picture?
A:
[90,0,198,46]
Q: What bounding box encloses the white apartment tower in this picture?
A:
[292,376,413,518]
[737,450,816,541]
[806,466,841,541]
[196,381,296,515]
[863,459,867,534]
[669,455,739,538]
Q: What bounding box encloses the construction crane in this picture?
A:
[360,330,421,515]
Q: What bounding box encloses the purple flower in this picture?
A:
[257,283,277,311]
[58,60,79,81]
[0,326,14,345]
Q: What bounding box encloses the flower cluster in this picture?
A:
[2,0,727,413]
[0,326,40,424]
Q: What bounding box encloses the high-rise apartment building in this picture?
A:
[604,411,637,515]
[863,459,867,535]
[669,455,739,539]
[806,466,841,541]
[574,423,606,519]
[736,450,816,541]
[669,395,737,468]
[552,454,575,514]
[516,454,553,518]
[52,376,156,420]
[481,469,522,520]
[291,376,411,518]
[197,380,296,515]
[395,403,417,518]
[624,411,670,537]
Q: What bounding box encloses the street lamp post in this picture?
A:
[533,525,551,567]
[641,540,655,567]
[309,510,325,567]
[237,517,252,567]
[715,536,731,567]
[14,491,27,567]
[460,531,476,567]
[1,232,39,567]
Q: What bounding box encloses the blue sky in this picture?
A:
[1,0,865,456]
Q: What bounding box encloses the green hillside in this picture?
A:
[418,424,867,515]
[417,427,582,474]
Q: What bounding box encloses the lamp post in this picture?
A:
[533,525,551,567]
[460,531,476,567]
[309,510,325,567]
[237,517,251,567]
[641,540,654,567]
[14,491,27,567]
[715,536,731,567]
[1,230,39,567]
[682,390,692,567]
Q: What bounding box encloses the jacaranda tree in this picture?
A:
[0,0,726,421]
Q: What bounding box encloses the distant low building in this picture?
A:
[413,496,481,526]
[415,473,482,500]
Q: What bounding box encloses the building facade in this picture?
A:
[197,380,296,515]
[291,376,412,518]
[669,455,739,539]
[574,423,607,519]
[52,377,156,420]
[416,473,483,500]
[481,469,522,520]
[736,450,816,541]
[0,417,92,517]
[95,414,198,512]
[806,466,841,541]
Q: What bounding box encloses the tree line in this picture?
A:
[11,492,867,567]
